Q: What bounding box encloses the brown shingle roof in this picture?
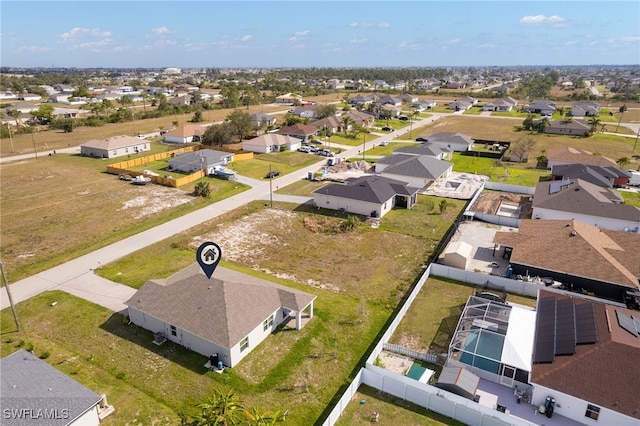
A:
[493,219,640,288]
[547,146,616,167]
[531,290,640,420]
[125,264,316,348]
[81,135,143,150]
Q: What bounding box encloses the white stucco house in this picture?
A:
[80,135,150,159]
[532,179,640,232]
[167,149,234,175]
[312,175,419,219]
[241,134,301,153]
[125,264,316,368]
[163,124,208,144]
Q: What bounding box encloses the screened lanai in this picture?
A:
[447,295,536,386]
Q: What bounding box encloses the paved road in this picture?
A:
[0,115,441,312]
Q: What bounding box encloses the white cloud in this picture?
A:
[147,27,175,38]
[73,38,114,50]
[446,38,463,45]
[398,41,422,50]
[349,38,368,44]
[519,15,567,27]
[294,30,310,36]
[349,22,390,28]
[240,35,253,42]
[621,36,640,42]
[565,41,578,46]
[59,27,111,42]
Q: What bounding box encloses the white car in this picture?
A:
[380,140,389,147]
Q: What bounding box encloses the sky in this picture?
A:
[1,1,639,69]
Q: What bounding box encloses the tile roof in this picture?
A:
[393,144,447,157]
[533,178,640,221]
[1,349,102,426]
[551,164,630,188]
[531,290,640,421]
[165,124,207,138]
[493,219,640,288]
[427,132,474,146]
[277,123,317,137]
[125,264,316,348]
[313,175,419,204]
[243,134,299,147]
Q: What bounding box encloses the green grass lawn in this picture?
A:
[367,142,419,156]
[232,151,322,179]
[327,132,377,147]
[336,385,465,426]
[451,152,548,187]
[462,106,483,115]
[620,189,640,207]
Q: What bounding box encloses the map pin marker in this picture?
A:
[196,242,222,279]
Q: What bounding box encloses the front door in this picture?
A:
[500,365,516,387]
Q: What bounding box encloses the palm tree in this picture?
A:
[184,390,245,426]
[560,117,573,135]
[616,156,630,168]
[587,116,601,134]
[243,406,285,426]
[615,104,627,133]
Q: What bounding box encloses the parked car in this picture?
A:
[307,145,318,152]
[381,126,392,131]
[265,170,280,179]
[298,146,310,153]
[380,140,389,147]
[415,137,428,142]
[398,115,409,121]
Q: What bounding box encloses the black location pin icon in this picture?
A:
[196,242,222,279]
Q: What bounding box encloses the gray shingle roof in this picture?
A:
[551,164,630,188]
[1,349,102,426]
[392,144,447,157]
[125,265,316,348]
[533,178,640,221]
[380,154,452,180]
[168,149,232,173]
[313,175,419,204]
[427,132,474,146]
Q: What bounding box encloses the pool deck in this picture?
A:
[476,379,588,426]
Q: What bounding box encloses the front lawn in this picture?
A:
[451,152,548,187]
[232,151,322,179]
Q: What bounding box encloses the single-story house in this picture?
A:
[163,124,208,144]
[19,93,42,101]
[80,135,150,159]
[380,104,402,117]
[277,123,318,141]
[551,164,632,188]
[250,113,276,128]
[375,95,403,107]
[571,101,600,117]
[493,219,640,300]
[546,146,616,169]
[482,97,518,112]
[528,290,640,426]
[422,132,474,152]
[125,264,316,368]
[1,349,113,426]
[375,154,453,190]
[348,95,376,107]
[241,134,301,153]
[523,99,556,116]
[392,143,450,160]
[275,93,302,104]
[412,100,437,110]
[288,106,317,118]
[312,175,419,219]
[167,149,234,174]
[344,111,375,128]
[309,115,347,134]
[543,119,591,136]
[167,95,192,106]
[531,178,640,232]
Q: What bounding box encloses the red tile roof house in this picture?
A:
[546,146,616,169]
[531,178,640,232]
[125,264,316,368]
[276,123,318,141]
[80,135,151,159]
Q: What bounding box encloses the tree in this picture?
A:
[102,99,114,119]
[8,109,21,128]
[616,156,630,168]
[522,114,534,131]
[51,118,76,133]
[182,390,245,426]
[194,181,211,198]
[192,110,204,123]
[509,136,536,163]
[226,110,254,142]
[560,117,573,134]
[32,104,55,124]
[438,199,449,214]
[203,122,235,146]
[315,104,337,119]
[587,116,601,134]
[615,104,627,132]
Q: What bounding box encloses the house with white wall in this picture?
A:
[80,135,150,159]
[125,264,316,368]
[242,134,301,153]
[375,154,453,190]
[313,175,419,219]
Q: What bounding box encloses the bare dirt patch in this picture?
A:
[470,190,533,217]
[118,186,194,219]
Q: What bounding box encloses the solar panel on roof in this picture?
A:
[616,310,639,337]
[555,298,576,355]
[575,303,598,344]
[533,297,556,363]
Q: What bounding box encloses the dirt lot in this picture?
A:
[470,190,533,217]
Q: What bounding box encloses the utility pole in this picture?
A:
[634,128,639,153]
[30,128,38,159]
[7,124,14,152]
[1,261,21,331]
[362,132,365,161]
[269,164,273,208]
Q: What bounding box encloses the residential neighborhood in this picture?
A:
[1,61,640,426]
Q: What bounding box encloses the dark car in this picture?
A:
[265,170,280,179]
[381,126,392,131]
[415,137,428,142]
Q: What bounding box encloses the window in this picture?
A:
[585,404,600,420]
[240,336,249,352]
[170,325,177,337]
[263,315,274,331]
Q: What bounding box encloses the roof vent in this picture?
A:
[570,230,577,237]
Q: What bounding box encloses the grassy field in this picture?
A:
[231,151,324,179]
[3,198,465,424]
